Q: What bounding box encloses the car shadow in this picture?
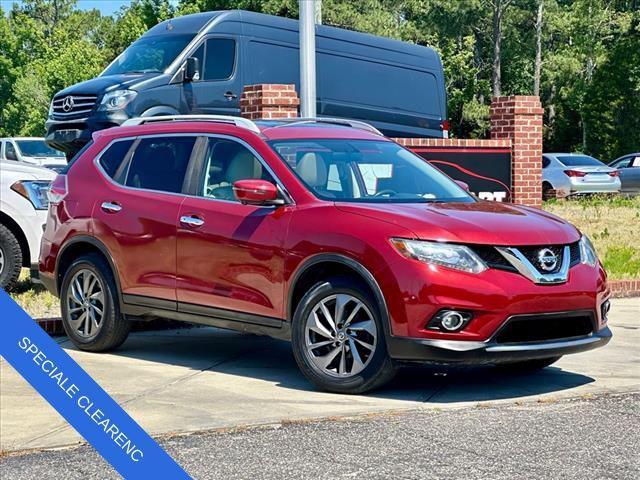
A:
[62,326,595,404]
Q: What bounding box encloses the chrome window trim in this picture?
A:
[92,133,295,206]
[496,245,570,285]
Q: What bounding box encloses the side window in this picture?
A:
[98,140,135,180]
[6,142,18,161]
[542,156,551,168]
[0,141,4,160]
[633,156,640,167]
[203,39,235,81]
[124,137,197,193]
[201,138,275,201]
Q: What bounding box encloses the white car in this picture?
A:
[0,137,67,172]
[542,153,621,198]
[0,161,56,290]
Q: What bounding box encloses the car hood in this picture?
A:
[335,201,580,246]
[0,161,56,180]
[22,156,66,165]
[55,72,168,97]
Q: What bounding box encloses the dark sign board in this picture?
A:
[410,148,512,202]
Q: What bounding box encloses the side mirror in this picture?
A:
[233,179,281,206]
[184,57,200,82]
[455,180,470,192]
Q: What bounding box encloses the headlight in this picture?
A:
[98,89,137,111]
[391,238,487,274]
[10,181,51,210]
[48,100,54,118]
[579,234,598,267]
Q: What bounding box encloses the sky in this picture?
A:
[5,1,179,17]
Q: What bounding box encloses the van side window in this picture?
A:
[190,43,204,79]
[99,140,135,180]
[201,138,275,201]
[542,156,551,168]
[124,137,197,194]
[0,141,4,160]
[204,39,235,81]
[5,142,17,161]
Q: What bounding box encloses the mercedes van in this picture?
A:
[45,10,448,157]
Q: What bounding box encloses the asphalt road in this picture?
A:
[2,392,638,479]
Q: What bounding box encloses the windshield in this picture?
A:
[269,139,473,203]
[102,34,194,75]
[558,155,604,167]
[15,140,64,157]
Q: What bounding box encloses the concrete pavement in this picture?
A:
[1,297,638,453]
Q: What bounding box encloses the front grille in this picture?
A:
[569,241,580,266]
[518,244,564,274]
[494,312,594,344]
[472,246,517,272]
[52,94,97,118]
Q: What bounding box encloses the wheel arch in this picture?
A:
[56,236,122,303]
[287,254,391,336]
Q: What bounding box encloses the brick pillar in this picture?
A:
[239,84,300,120]
[490,96,544,208]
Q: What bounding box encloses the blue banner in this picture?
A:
[0,289,190,479]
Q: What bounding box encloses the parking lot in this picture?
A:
[2,297,638,456]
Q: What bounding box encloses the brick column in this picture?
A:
[239,84,300,120]
[490,96,544,208]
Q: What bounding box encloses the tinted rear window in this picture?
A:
[124,137,197,193]
[557,155,604,167]
[99,140,134,179]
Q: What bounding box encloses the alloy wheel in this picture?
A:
[66,269,105,339]
[304,293,377,378]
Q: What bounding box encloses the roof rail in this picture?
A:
[269,117,383,136]
[121,115,261,134]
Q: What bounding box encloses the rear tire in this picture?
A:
[60,253,130,352]
[291,276,396,394]
[0,224,23,292]
[497,356,562,372]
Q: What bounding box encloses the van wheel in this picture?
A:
[497,356,562,372]
[291,277,396,394]
[60,253,130,352]
[0,224,23,292]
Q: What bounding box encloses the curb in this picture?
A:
[609,280,640,298]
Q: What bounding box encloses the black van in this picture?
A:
[45,10,448,156]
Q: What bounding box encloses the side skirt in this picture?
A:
[121,294,291,341]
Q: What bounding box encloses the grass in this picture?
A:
[8,195,639,318]
[543,195,640,280]
[9,269,60,319]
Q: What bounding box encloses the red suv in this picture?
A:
[40,116,611,393]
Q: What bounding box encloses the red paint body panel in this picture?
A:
[176,198,292,318]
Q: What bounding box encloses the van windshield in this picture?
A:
[269,139,473,203]
[102,34,194,76]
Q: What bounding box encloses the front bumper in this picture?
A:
[45,110,129,154]
[387,309,612,365]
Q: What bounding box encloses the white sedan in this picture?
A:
[0,161,56,290]
[542,153,621,198]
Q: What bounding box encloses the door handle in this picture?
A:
[180,215,204,227]
[224,91,237,100]
[101,201,122,214]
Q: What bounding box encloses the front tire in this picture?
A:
[60,253,130,351]
[291,277,396,394]
[0,224,23,292]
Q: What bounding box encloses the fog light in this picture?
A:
[427,310,473,332]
